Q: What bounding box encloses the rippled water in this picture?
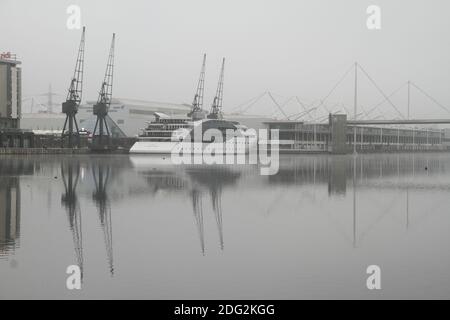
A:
[1,153,450,299]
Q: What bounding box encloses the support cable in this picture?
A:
[267,91,289,119]
[410,82,450,114]
[235,91,268,114]
[357,64,405,119]
[316,63,355,114]
[365,82,408,118]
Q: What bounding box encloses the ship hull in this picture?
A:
[129,139,257,154]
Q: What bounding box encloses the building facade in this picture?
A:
[265,114,450,154]
[0,53,21,129]
[0,53,34,148]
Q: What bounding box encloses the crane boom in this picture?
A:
[96,34,115,107]
[61,26,86,148]
[188,54,207,120]
[67,29,85,103]
[208,58,225,119]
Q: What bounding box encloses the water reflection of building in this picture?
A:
[328,157,347,195]
[0,176,20,255]
[268,156,347,196]
[0,158,34,256]
[268,154,450,195]
[261,153,450,248]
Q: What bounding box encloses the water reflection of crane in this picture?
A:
[211,187,224,250]
[187,168,241,254]
[59,157,129,279]
[191,189,205,255]
[92,163,114,275]
[190,185,224,255]
[136,162,240,255]
[61,161,84,280]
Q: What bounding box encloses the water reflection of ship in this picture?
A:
[0,159,33,256]
[135,159,241,254]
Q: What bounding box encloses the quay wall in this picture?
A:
[0,148,91,155]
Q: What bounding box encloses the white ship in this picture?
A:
[129,112,257,154]
[129,55,258,155]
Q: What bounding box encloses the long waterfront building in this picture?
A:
[265,114,450,154]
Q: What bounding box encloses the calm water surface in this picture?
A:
[1,153,450,299]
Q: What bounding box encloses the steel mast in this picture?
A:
[208,58,225,119]
[61,27,85,148]
[93,33,115,147]
[188,54,207,120]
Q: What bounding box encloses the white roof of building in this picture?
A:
[0,58,21,65]
[84,98,192,112]
[22,112,65,119]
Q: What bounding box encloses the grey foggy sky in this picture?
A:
[1,0,450,118]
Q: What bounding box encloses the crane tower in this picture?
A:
[92,33,115,148]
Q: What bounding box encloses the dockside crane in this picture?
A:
[188,54,207,121]
[208,58,225,120]
[93,33,115,147]
[61,27,85,148]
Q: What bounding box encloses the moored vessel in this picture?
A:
[129,55,258,155]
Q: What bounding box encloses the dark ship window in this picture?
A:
[188,120,238,142]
